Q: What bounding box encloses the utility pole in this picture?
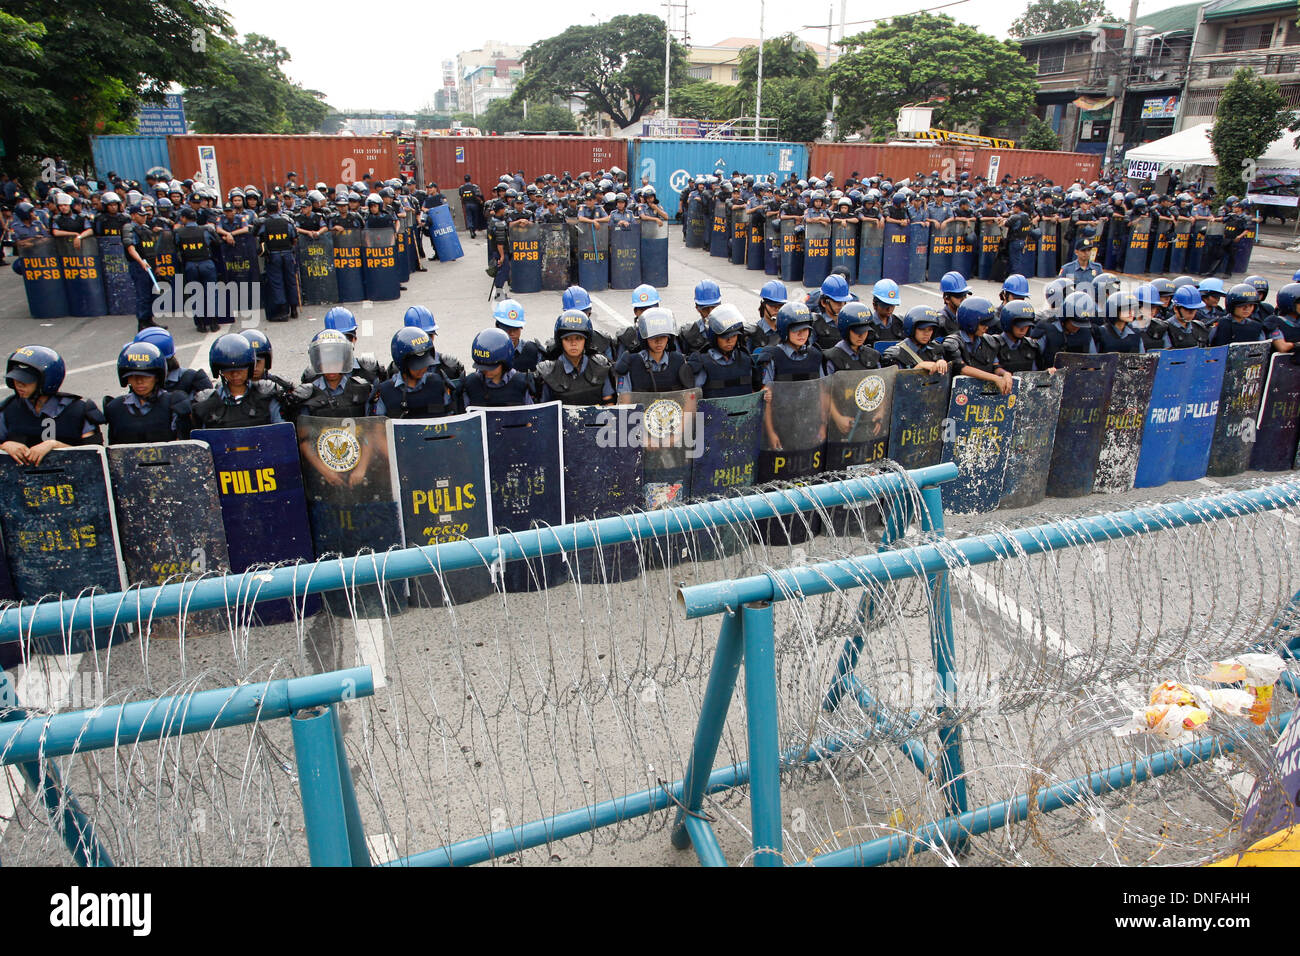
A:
[756,0,765,140]
[1103,0,1140,177]
[663,3,672,128]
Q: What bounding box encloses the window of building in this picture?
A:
[1266,52,1300,73]
[687,65,712,80]
[1036,47,1066,74]
[1209,60,1243,78]
[731,67,739,81]
[1184,89,1222,115]
[1286,19,1300,45]
[1222,23,1274,53]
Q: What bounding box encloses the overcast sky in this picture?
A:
[217,0,1187,113]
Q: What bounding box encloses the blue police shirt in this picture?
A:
[216,379,283,424]
[368,369,452,416]
[0,394,97,443]
[617,352,671,394]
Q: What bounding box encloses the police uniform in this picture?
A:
[174,217,219,331]
[758,342,827,385]
[1059,256,1101,286]
[459,180,484,236]
[882,337,944,370]
[191,379,283,429]
[121,219,163,329]
[369,367,457,418]
[258,213,299,321]
[614,349,695,394]
[1094,322,1146,353]
[995,330,1047,372]
[535,353,615,405]
[941,330,1002,374]
[1266,313,1300,346]
[0,393,103,446]
[287,374,372,421]
[1210,317,1267,346]
[1033,320,1097,367]
[823,340,882,371]
[1163,315,1210,349]
[462,368,534,407]
[104,389,190,444]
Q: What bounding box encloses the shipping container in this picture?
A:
[166,135,399,196]
[90,135,171,187]
[418,135,627,199]
[809,143,1102,188]
[628,139,810,219]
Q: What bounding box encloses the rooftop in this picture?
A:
[1204,0,1298,20]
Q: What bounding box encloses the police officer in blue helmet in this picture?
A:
[104,341,191,444]
[756,301,828,389]
[688,303,757,398]
[823,302,882,371]
[866,279,906,344]
[748,279,787,354]
[615,307,695,398]
[1,346,104,463]
[381,306,465,385]
[809,273,853,350]
[370,327,458,418]
[942,296,1012,393]
[492,297,545,372]
[286,329,373,422]
[134,326,212,402]
[1164,285,1211,349]
[535,310,616,405]
[938,271,973,335]
[299,307,382,384]
[191,333,285,429]
[462,328,535,407]
[616,284,666,356]
[678,279,722,354]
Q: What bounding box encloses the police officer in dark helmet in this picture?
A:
[687,304,757,398]
[93,191,130,237]
[488,199,512,299]
[615,284,667,356]
[1164,285,1212,349]
[1034,291,1099,367]
[121,203,166,331]
[300,307,382,384]
[331,192,366,232]
[1245,275,1273,321]
[757,301,827,387]
[1211,284,1268,346]
[1267,283,1300,352]
[0,346,104,463]
[615,307,695,399]
[386,306,467,386]
[242,328,293,400]
[129,328,210,406]
[370,327,458,419]
[459,175,484,238]
[103,342,190,444]
[943,296,1013,394]
[824,302,882,371]
[462,329,535,407]
[1097,291,1146,353]
[257,197,299,322]
[535,311,615,405]
[286,330,373,421]
[883,306,949,374]
[192,334,285,429]
[174,206,220,333]
[995,301,1050,373]
[546,286,616,361]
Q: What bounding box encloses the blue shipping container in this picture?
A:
[90,135,172,187]
[628,139,810,219]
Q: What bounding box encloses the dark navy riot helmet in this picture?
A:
[836,301,873,339]
[776,301,814,340]
[134,326,177,360]
[956,297,996,335]
[1105,291,1137,320]
[403,305,437,333]
[903,305,942,337]
[209,333,255,377]
[708,304,746,341]
[1274,282,1300,316]
[243,328,274,370]
[1149,277,1175,299]
[1244,275,1268,301]
[999,300,1038,330]
[6,346,67,395]
[554,309,593,342]
[1062,291,1097,326]
[117,341,167,386]
[1226,283,1259,312]
[391,327,436,375]
[471,328,516,369]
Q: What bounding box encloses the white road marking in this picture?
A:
[66,340,206,378]
[1199,475,1300,527]
[353,618,387,689]
[360,319,374,339]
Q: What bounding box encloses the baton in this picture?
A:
[144,264,161,294]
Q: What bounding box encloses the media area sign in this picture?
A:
[1140,96,1178,120]
[137,93,188,135]
[1126,158,1162,181]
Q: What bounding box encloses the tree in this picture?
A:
[671,81,732,120]
[1009,0,1115,38]
[735,34,820,88]
[481,98,577,134]
[1021,115,1061,150]
[828,13,1038,141]
[514,14,687,129]
[726,77,831,142]
[183,34,329,135]
[1212,68,1287,198]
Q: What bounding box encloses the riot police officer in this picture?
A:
[1034,291,1099,366]
[748,280,787,354]
[459,176,484,238]
[492,298,544,373]
[104,342,190,444]
[300,307,382,383]
[614,307,695,398]
[131,327,211,403]
[757,301,827,386]
[370,327,458,418]
[383,305,465,387]
[256,198,299,322]
[809,274,852,350]
[462,329,535,407]
[174,206,220,332]
[823,302,882,371]
[995,301,1050,373]
[616,284,665,356]
[1267,283,1300,352]
[1165,285,1212,349]
[191,334,285,429]
[1096,291,1146,353]
[943,297,1012,393]
[93,191,130,237]
[939,271,973,335]
[678,279,722,354]
[534,311,615,405]
[488,200,512,299]
[865,279,906,344]
[543,287,615,361]
[121,203,165,331]
[882,306,949,375]
[287,330,374,421]
[1132,283,1169,352]
[0,346,104,463]
[241,328,294,402]
[1210,284,1267,346]
[688,304,758,398]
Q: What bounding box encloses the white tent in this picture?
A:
[1125,122,1300,172]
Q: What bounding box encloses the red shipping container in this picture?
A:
[418,136,628,194]
[166,135,399,195]
[808,143,1101,187]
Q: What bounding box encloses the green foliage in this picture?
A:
[735,34,820,88]
[1212,68,1288,198]
[1009,0,1115,39]
[1021,115,1061,150]
[184,34,329,135]
[671,81,731,120]
[828,13,1038,142]
[481,99,577,134]
[515,14,687,128]
[726,77,831,143]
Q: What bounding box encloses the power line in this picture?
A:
[800,0,971,32]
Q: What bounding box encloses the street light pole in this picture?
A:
[756,0,765,140]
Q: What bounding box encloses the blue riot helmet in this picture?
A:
[6,346,66,396]
[820,274,851,303]
[902,305,942,338]
[637,307,678,342]
[563,285,594,311]
[1149,277,1175,298]
[403,305,437,333]
[471,328,516,369]
[1134,283,1161,308]
[493,298,525,328]
[1000,300,1038,330]
[693,279,722,307]
[707,304,746,342]
[1292,268,1300,283]
[629,284,659,310]
[1245,275,1268,301]
[117,341,167,387]
[956,297,996,335]
[940,271,972,296]
[323,306,358,335]
[1275,283,1300,316]
[1062,291,1096,326]
[208,333,255,377]
[776,301,814,340]
[1105,291,1138,320]
[837,301,873,339]
[1171,275,1197,290]
[133,326,176,360]
[1198,277,1225,296]
[1172,285,1204,311]
[759,280,788,305]
[554,309,593,342]
[1093,272,1119,300]
[242,328,273,371]
[308,329,354,376]
[872,278,901,307]
[391,326,436,375]
[1001,273,1030,298]
[1226,283,1259,313]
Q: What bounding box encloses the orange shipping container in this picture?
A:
[166,135,399,195]
[419,136,627,195]
[808,143,1102,187]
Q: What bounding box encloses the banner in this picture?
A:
[940,376,1018,515]
[1093,353,1159,494]
[999,371,1063,510]
[1046,353,1118,497]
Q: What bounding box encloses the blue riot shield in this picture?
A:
[803,221,831,289]
[0,447,128,656]
[1023,229,1040,279]
[999,371,1064,510]
[18,237,69,319]
[1036,221,1059,277]
[764,215,781,275]
[977,221,1002,280]
[641,218,670,287]
[1249,353,1300,471]
[297,234,337,305]
[1170,346,1228,482]
[541,222,571,292]
[928,221,954,279]
[1093,353,1159,495]
[730,204,747,265]
[97,235,134,315]
[362,227,400,301]
[1208,341,1270,477]
[907,222,930,285]
[193,423,319,626]
[333,228,365,303]
[1185,222,1206,274]
[1134,350,1196,489]
[153,230,177,285]
[59,237,108,317]
[222,233,260,301]
[780,219,804,283]
[629,387,698,510]
[1122,216,1152,275]
[887,370,950,469]
[689,390,764,560]
[1008,237,1034,279]
[508,220,543,294]
[883,221,909,285]
[1147,219,1172,275]
[393,221,410,285]
[685,196,706,248]
[482,401,565,592]
[428,203,464,262]
[1045,353,1118,498]
[758,378,826,546]
[858,220,884,286]
[1168,219,1192,274]
[1231,220,1256,275]
[951,220,975,279]
[710,200,730,258]
[1102,215,1126,271]
[576,223,609,292]
[830,220,858,285]
[746,215,765,271]
[610,221,642,290]
[389,413,494,607]
[940,376,1017,516]
[562,405,643,584]
[825,367,894,471]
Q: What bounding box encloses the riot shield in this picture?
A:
[1093,353,1159,494]
[688,390,764,560]
[1147,219,1172,275]
[830,220,858,285]
[106,441,229,638]
[1168,219,1192,274]
[710,200,730,258]
[764,215,781,275]
[389,413,494,607]
[1024,229,1040,278]
[1200,220,1225,275]
[642,218,669,287]
[887,370,950,469]
[1008,237,1033,279]
[1249,353,1300,471]
[0,447,128,656]
[297,233,338,305]
[977,221,1002,280]
[940,376,1017,515]
[222,233,260,302]
[482,401,565,592]
[1035,222,1059,277]
[685,196,708,249]
[576,223,609,292]
[758,378,827,482]
[541,222,571,291]
[928,221,954,279]
[192,423,319,626]
[825,367,895,470]
[97,235,134,315]
[730,204,747,265]
[1170,345,1228,482]
[154,230,177,284]
[19,236,69,319]
[58,237,108,317]
[297,416,405,616]
[999,371,1064,510]
[561,405,643,584]
[780,219,804,283]
[428,203,464,262]
[610,221,642,290]
[907,222,930,285]
[951,220,975,278]
[332,228,365,303]
[858,220,884,286]
[1045,353,1119,498]
[803,221,831,289]
[1185,221,1206,274]
[1231,220,1256,274]
[746,215,765,271]
[883,222,909,285]
[629,388,699,510]
[393,217,410,284]
[508,221,543,294]
[1134,350,1196,489]
[361,227,400,301]
[1207,341,1269,477]
[1103,216,1127,271]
